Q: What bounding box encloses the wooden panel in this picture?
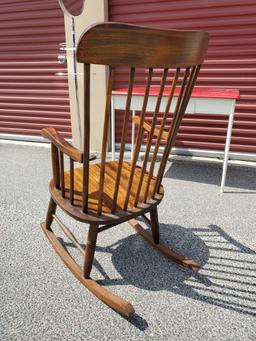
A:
[77,22,208,67]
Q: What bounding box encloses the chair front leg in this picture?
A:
[150,207,160,244]
[45,197,57,230]
[83,224,98,278]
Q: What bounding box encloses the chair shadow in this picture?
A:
[164,159,256,191]
[61,221,256,330]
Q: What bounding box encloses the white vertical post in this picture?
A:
[71,17,82,149]
[61,0,108,151]
[220,99,236,193]
[111,97,115,161]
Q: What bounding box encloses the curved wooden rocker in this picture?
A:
[40,22,208,317]
[40,219,134,317]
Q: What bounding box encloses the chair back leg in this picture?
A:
[83,224,98,278]
[150,207,160,244]
[46,198,57,230]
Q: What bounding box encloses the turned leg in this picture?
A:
[150,207,159,244]
[45,197,57,230]
[83,224,98,278]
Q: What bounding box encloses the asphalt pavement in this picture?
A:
[1,141,256,340]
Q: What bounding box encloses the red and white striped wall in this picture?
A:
[0,0,71,141]
[109,0,256,159]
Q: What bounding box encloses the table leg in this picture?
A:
[220,100,236,193]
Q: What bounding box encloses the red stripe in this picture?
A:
[110,0,256,154]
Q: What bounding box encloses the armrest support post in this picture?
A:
[51,143,60,189]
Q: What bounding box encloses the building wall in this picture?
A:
[109,0,256,155]
[0,0,108,151]
[1,0,255,158]
[0,0,71,140]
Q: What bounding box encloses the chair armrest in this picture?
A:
[41,127,83,163]
[133,116,168,141]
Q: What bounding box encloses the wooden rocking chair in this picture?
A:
[40,22,208,317]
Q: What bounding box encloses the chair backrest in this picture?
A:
[76,22,209,215]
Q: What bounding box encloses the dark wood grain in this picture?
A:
[82,63,90,213]
[51,143,60,189]
[129,219,200,271]
[45,197,57,229]
[77,22,209,68]
[144,68,180,199]
[83,224,98,278]
[59,151,65,198]
[154,66,200,195]
[40,222,135,317]
[132,115,169,141]
[98,66,114,215]
[135,68,168,206]
[53,214,85,256]
[69,158,74,205]
[42,127,83,163]
[150,207,159,244]
[41,22,208,316]
[153,67,190,195]
[112,67,135,213]
[62,161,163,215]
[123,67,153,210]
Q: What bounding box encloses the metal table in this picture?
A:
[111,87,239,193]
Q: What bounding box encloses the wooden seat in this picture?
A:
[40,22,209,317]
[49,161,164,224]
[62,161,164,214]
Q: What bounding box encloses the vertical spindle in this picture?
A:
[82,63,90,213]
[59,150,65,198]
[98,66,114,214]
[70,158,74,205]
[112,67,135,213]
[134,68,168,206]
